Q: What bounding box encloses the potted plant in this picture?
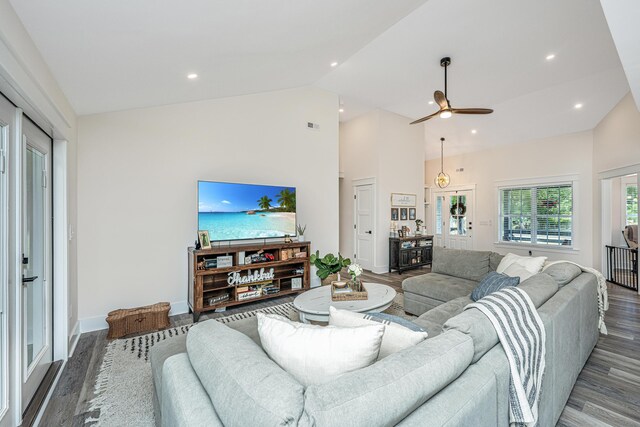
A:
[348,263,364,289]
[309,251,351,285]
[297,224,306,242]
[415,219,424,235]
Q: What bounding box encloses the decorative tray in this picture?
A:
[331,280,368,301]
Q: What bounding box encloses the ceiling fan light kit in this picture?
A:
[434,137,450,189]
[410,56,494,125]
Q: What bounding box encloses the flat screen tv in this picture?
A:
[198,181,297,241]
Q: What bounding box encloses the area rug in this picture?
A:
[86,294,412,426]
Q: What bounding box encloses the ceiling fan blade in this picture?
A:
[434,91,448,109]
[410,110,440,125]
[451,108,493,115]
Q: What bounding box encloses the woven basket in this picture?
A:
[331,281,368,301]
[106,302,171,339]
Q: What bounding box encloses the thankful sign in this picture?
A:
[228,268,275,285]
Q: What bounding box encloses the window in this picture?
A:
[435,196,442,235]
[499,184,573,247]
[626,183,638,225]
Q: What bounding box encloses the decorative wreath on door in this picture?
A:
[450,202,467,217]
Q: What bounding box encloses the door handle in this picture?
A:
[365,231,372,234]
[22,275,38,285]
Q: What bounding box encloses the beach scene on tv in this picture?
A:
[198,181,297,241]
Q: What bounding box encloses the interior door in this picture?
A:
[21,121,52,412]
[354,183,374,271]
[433,190,474,250]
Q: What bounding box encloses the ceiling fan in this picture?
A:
[410,57,493,125]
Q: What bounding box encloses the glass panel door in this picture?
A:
[21,124,53,411]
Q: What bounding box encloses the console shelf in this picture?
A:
[188,241,311,321]
[389,236,433,274]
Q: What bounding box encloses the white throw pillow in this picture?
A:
[497,253,547,275]
[328,307,428,359]
[256,313,384,387]
[502,262,534,282]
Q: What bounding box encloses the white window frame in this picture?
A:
[495,175,580,253]
[0,120,8,422]
[623,177,638,226]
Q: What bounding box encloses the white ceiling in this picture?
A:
[10,0,634,159]
[600,0,640,111]
[9,0,427,115]
[316,0,630,159]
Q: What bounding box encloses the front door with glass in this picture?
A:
[433,190,474,250]
[20,120,52,412]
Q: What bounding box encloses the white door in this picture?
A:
[433,190,474,250]
[21,120,53,411]
[0,97,10,427]
[354,183,374,271]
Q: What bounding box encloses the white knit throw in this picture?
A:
[542,261,609,334]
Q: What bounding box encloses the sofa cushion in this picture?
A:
[431,247,492,282]
[542,262,583,287]
[403,273,477,303]
[150,334,187,410]
[187,319,305,427]
[258,313,384,387]
[517,273,559,307]
[416,296,473,329]
[299,330,474,427]
[502,263,535,281]
[471,272,520,301]
[489,252,504,272]
[161,353,223,427]
[328,307,428,360]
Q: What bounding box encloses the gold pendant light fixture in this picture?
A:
[435,137,450,189]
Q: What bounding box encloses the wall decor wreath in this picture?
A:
[450,202,467,216]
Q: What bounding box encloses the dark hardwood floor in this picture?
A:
[40,267,639,426]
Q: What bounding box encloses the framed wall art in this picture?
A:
[391,193,417,207]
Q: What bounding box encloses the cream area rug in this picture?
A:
[86,293,412,426]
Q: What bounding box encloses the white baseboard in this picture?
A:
[371,265,390,274]
[79,300,190,333]
[67,321,80,358]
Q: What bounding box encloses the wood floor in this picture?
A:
[40,267,640,426]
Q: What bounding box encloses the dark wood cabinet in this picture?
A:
[389,236,433,274]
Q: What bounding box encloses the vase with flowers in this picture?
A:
[348,263,364,290]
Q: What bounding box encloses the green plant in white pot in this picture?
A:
[297,224,306,242]
[309,251,351,285]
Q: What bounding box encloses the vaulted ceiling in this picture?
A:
[10,0,635,159]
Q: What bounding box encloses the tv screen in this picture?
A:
[198,181,297,241]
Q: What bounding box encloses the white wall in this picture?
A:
[340,109,424,272]
[425,131,594,266]
[77,87,339,330]
[592,93,640,268]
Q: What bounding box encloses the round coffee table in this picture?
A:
[293,283,397,323]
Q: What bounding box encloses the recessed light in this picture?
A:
[330,62,338,67]
[574,103,583,109]
[471,129,477,134]
[187,73,198,80]
[545,54,556,61]
[428,101,434,105]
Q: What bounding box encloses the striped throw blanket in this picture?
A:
[466,287,546,427]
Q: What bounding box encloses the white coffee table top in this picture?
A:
[293,282,397,323]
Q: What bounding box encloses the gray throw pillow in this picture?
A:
[471,271,520,301]
[366,312,426,332]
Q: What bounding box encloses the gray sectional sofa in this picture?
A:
[150,247,600,426]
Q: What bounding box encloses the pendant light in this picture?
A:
[434,137,450,188]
